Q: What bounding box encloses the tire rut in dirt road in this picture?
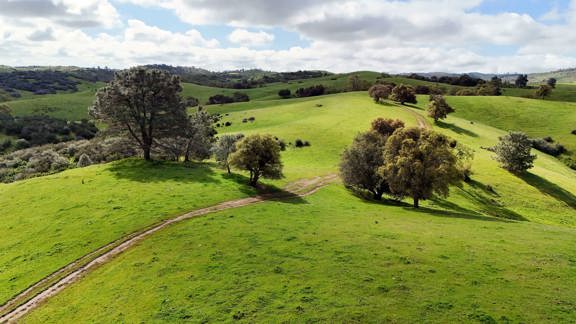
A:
[0,174,338,323]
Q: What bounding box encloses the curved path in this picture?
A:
[401,105,431,130]
[0,174,338,323]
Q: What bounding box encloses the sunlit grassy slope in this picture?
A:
[4,91,576,323]
[0,92,416,305]
[3,82,104,120]
[0,160,257,304]
[438,95,576,155]
[23,185,576,323]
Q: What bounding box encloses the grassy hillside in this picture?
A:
[3,90,576,322]
[23,184,576,323]
[3,82,104,120]
[434,96,576,156]
[3,72,455,121]
[502,83,576,102]
[0,160,257,304]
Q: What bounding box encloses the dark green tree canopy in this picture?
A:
[229,134,284,186]
[390,84,417,105]
[371,118,405,137]
[427,95,455,122]
[515,74,529,88]
[380,127,461,208]
[90,68,189,160]
[340,131,391,200]
[493,131,536,174]
[368,84,393,103]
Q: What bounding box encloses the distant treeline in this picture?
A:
[405,73,486,87]
[142,64,330,89]
[0,71,79,98]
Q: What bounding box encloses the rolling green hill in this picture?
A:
[1,70,576,323]
[10,92,576,323]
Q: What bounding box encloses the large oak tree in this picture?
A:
[90,68,189,160]
[380,127,461,208]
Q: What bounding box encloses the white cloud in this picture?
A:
[2,0,576,73]
[228,29,274,47]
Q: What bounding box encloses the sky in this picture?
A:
[1,0,576,73]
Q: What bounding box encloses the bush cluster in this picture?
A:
[0,70,79,97]
[294,139,311,147]
[0,114,98,148]
[295,85,326,98]
[0,137,138,183]
[207,92,250,105]
[531,137,566,157]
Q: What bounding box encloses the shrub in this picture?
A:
[77,153,93,167]
[295,85,325,98]
[225,122,232,127]
[278,89,291,99]
[184,96,199,107]
[14,139,30,150]
[531,138,566,156]
[27,150,69,173]
[371,118,405,136]
[414,85,431,94]
[571,130,576,135]
[294,139,305,147]
[232,92,250,102]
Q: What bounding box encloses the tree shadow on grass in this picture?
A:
[404,103,423,110]
[108,159,224,184]
[223,173,309,205]
[435,120,479,138]
[461,180,527,221]
[346,187,514,223]
[519,172,576,209]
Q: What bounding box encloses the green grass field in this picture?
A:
[436,95,576,155]
[22,184,576,323]
[0,160,257,304]
[2,85,576,322]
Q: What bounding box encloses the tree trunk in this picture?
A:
[413,197,419,208]
[249,172,260,187]
[226,164,231,174]
[143,146,152,161]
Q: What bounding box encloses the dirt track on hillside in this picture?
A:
[0,174,338,323]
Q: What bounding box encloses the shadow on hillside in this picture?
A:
[436,120,479,138]
[376,101,396,107]
[411,206,515,223]
[402,103,422,110]
[347,187,514,223]
[109,160,224,184]
[519,172,576,209]
[224,173,309,205]
[462,180,527,221]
